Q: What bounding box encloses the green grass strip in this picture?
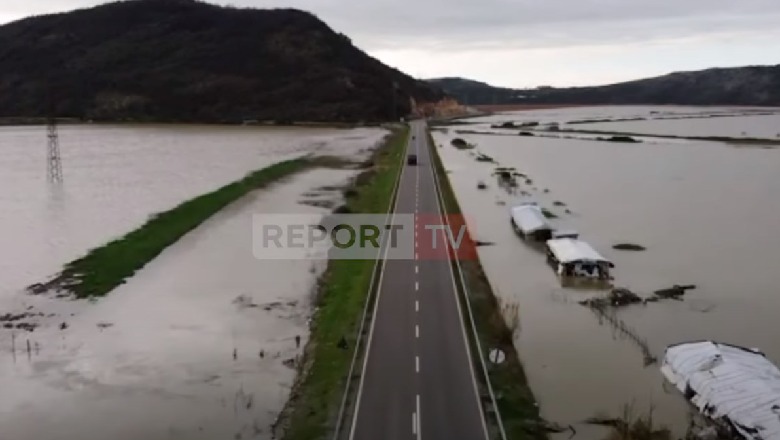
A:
[280,126,408,440]
[41,158,312,298]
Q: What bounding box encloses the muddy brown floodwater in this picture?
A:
[0,124,386,439]
[0,168,358,440]
[575,113,780,139]
[0,124,384,303]
[434,107,780,437]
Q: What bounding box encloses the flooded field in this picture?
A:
[0,124,384,301]
[433,106,780,435]
[0,124,385,439]
[459,105,780,139]
[466,104,779,123]
[575,113,780,139]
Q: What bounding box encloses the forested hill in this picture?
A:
[0,0,444,123]
[429,65,780,106]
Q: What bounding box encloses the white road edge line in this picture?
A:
[416,394,422,440]
[426,124,492,440]
[347,126,412,440]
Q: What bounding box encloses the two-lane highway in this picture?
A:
[349,121,488,440]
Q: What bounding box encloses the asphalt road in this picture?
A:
[349,120,488,440]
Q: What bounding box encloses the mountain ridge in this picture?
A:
[428,64,780,107]
[0,0,444,123]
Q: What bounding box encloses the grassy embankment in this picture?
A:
[30,124,407,437]
[279,126,408,440]
[30,158,314,298]
[427,131,548,440]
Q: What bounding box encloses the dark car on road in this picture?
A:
[407,154,418,165]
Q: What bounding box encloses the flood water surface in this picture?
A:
[434,107,780,434]
[575,113,780,139]
[458,105,780,140]
[0,168,356,440]
[0,124,384,301]
[0,124,385,439]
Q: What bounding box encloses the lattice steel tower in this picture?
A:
[47,117,63,183]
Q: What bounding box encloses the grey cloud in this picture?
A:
[231,0,780,50]
[3,0,780,53]
[1,0,104,18]
[315,0,780,50]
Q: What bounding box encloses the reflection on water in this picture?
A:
[434,106,780,434]
[556,276,612,291]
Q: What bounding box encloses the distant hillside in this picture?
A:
[426,78,523,106]
[0,0,444,123]
[429,65,780,107]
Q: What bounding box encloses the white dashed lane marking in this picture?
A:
[416,395,421,439]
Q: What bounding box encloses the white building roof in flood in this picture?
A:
[661,341,780,440]
[546,238,612,265]
[510,204,551,234]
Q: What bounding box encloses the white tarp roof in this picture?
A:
[546,238,612,265]
[661,341,780,440]
[510,205,551,234]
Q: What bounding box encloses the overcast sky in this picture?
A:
[1,0,779,87]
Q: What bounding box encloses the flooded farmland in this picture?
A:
[433,106,780,436]
[0,123,383,302]
[574,113,780,139]
[0,124,385,439]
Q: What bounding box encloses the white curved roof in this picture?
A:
[545,238,611,265]
[661,341,780,440]
[510,205,551,234]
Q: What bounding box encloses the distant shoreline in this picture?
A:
[0,117,382,129]
[471,103,780,113]
[470,104,589,112]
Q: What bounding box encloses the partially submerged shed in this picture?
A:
[661,341,780,440]
[545,238,613,279]
[552,229,579,240]
[510,204,553,240]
